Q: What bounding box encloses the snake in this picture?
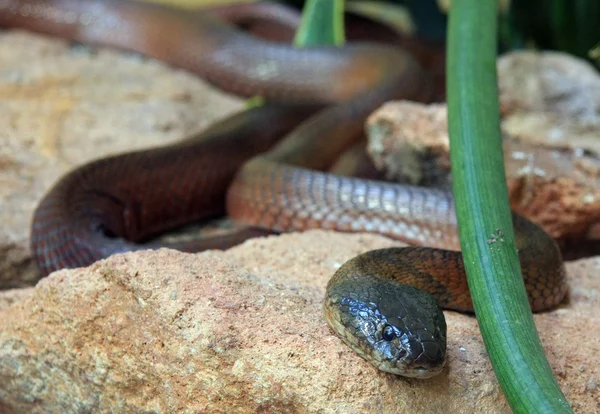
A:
[0,0,568,379]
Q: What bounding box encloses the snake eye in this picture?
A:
[382,325,396,341]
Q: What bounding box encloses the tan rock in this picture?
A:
[0,31,244,288]
[0,287,32,313]
[366,52,600,240]
[0,230,597,413]
[498,51,600,152]
[367,102,451,187]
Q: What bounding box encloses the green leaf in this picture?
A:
[293,0,345,47]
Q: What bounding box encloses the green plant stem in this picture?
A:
[447,0,572,412]
[293,0,345,47]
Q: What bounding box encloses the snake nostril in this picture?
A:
[95,223,117,239]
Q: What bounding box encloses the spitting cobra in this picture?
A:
[0,0,567,378]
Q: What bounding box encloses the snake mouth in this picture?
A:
[375,358,446,379]
[406,364,444,379]
[381,364,444,379]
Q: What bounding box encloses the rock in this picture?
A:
[367,102,451,187]
[0,230,598,413]
[0,31,244,288]
[0,288,32,313]
[366,51,600,240]
[498,51,600,151]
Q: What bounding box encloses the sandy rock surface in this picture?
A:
[1,231,598,413]
[0,31,244,288]
[498,51,600,150]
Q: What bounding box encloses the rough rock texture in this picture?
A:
[498,51,600,151]
[0,31,244,288]
[1,231,598,413]
[367,51,600,240]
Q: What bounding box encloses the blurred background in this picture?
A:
[138,0,599,68]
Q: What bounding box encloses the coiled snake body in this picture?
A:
[0,0,567,378]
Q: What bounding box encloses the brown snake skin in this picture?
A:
[1,0,567,377]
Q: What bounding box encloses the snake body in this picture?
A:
[1,0,567,378]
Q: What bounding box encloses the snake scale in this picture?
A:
[0,0,567,378]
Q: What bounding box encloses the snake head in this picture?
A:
[368,303,447,379]
[324,280,447,379]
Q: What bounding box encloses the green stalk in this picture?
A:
[293,0,345,47]
[447,1,572,412]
